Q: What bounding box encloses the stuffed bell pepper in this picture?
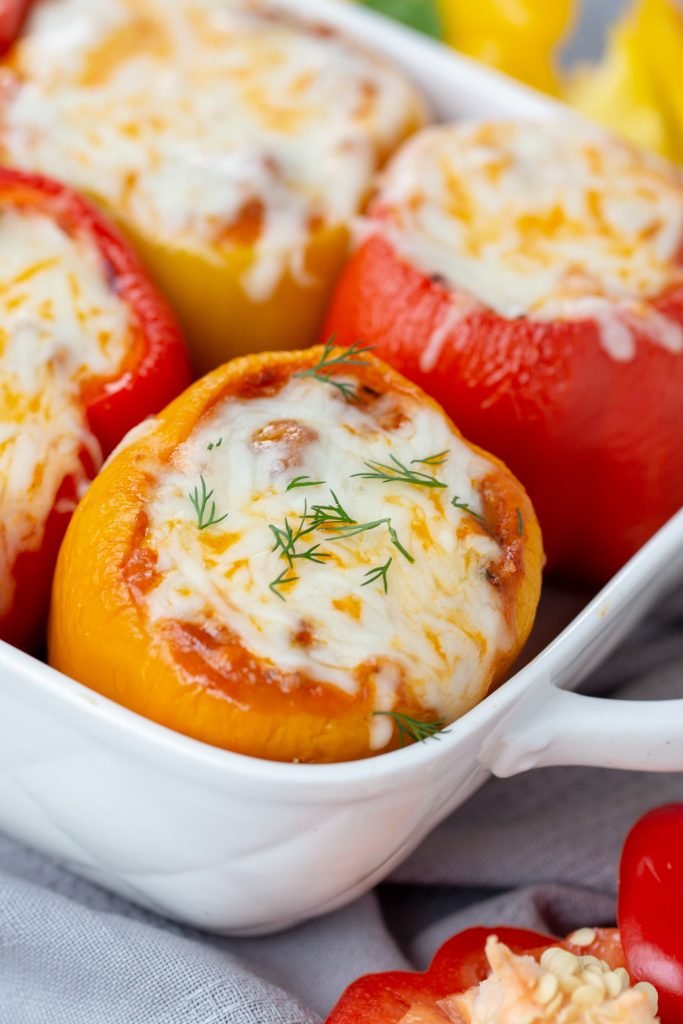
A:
[49,345,543,763]
[0,0,425,373]
[324,119,683,583]
[0,168,190,651]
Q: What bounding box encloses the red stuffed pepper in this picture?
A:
[325,926,657,1023]
[324,120,683,583]
[0,167,190,651]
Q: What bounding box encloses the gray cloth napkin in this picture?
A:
[1,584,682,1022]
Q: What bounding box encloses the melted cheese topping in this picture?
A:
[141,377,510,746]
[0,209,131,615]
[1,0,424,300]
[406,938,659,1024]
[372,120,683,364]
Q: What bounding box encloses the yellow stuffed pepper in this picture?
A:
[0,0,425,373]
[49,346,543,764]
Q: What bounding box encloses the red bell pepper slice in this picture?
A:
[0,0,35,55]
[324,926,625,1023]
[0,168,190,650]
[619,803,683,1024]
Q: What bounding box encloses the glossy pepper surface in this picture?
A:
[619,803,683,1024]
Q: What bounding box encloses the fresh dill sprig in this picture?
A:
[411,449,449,466]
[387,523,414,563]
[207,437,223,451]
[516,507,524,537]
[326,516,414,563]
[293,339,373,403]
[269,503,329,566]
[352,453,448,489]
[373,711,448,747]
[189,475,229,530]
[267,490,414,600]
[305,490,356,529]
[362,558,392,594]
[286,475,325,492]
[451,495,486,524]
[269,568,299,601]
[326,517,391,541]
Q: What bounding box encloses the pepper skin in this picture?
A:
[0,168,190,651]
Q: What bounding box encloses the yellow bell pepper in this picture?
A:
[567,0,683,165]
[436,0,574,95]
[119,220,351,377]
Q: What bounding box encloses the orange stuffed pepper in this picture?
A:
[323,120,683,584]
[0,0,425,374]
[49,345,543,763]
[0,167,190,652]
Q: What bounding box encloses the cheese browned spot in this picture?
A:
[133,372,519,750]
[371,120,683,368]
[0,208,131,614]
[1,0,425,300]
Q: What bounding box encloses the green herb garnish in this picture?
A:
[362,558,392,593]
[387,523,414,563]
[294,339,373,403]
[516,507,524,537]
[352,453,448,489]
[326,516,414,563]
[189,475,229,530]
[269,504,330,567]
[326,518,391,541]
[269,568,299,601]
[267,490,413,600]
[306,490,355,528]
[451,495,486,524]
[373,711,448,747]
[207,437,223,451]
[411,449,449,466]
[286,475,325,492]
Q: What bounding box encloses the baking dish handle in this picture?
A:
[480,683,683,777]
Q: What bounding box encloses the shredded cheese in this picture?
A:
[372,120,683,365]
[140,376,511,738]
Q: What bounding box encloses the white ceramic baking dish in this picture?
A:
[1,0,682,936]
